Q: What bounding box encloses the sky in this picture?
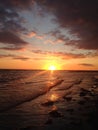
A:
[0,0,98,70]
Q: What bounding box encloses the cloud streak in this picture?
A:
[32,49,93,59]
[0,47,25,51]
[79,63,94,67]
[0,54,30,61]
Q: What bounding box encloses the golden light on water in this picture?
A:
[50,94,58,101]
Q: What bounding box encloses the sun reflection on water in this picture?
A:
[50,94,59,102]
[52,105,57,111]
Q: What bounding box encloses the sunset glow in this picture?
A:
[50,94,58,101]
[1,1,98,130]
[49,65,56,70]
[44,61,61,70]
[0,0,98,70]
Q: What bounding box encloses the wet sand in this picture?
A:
[0,71,98,130]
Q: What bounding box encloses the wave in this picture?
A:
[0,79,63,112]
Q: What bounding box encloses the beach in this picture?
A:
[0,70,98,130]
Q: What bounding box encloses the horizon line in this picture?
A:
[0,68,98,71]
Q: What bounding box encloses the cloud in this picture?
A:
[25,31,44,40]
[0,54,30,61]
[32,49,91,59]
[0,54,12,58]
[37,0,98,50]
[45,39,54,44]
[0,0,34,10]
[0,31,28,47]
[36,35,44,40]
[0,2,27,32]
[26,31,37,38]
[62,53,86,59]
[32,50,49,55]
[79,63,94,67]
[33,57,52,61]
[48,29,75,45]
[0,46,25,51]
[49,29,68,42]
[13,56,30,61]
[0,0,33,49]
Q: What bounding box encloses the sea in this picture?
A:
[0,69,98,129]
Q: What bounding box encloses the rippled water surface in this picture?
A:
[0,70,98,129]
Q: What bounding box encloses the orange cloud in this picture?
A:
[27,31,36,38]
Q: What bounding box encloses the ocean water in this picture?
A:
[0,70,98,129]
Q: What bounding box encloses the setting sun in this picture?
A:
[44,61,61,70]
[49,65,56,70]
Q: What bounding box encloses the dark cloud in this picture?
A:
[1,0,98,52]
[0,0,34,10]
[79,63,94,67]
[49,29,69,43]
[37,0,98,50]
[0,31,28,46]
[0,0,33,48]
[0,2,26,32]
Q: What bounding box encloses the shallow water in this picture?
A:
[0,70,98,129]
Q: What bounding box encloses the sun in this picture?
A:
[44,61,61,70]
[48,65,56,70]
